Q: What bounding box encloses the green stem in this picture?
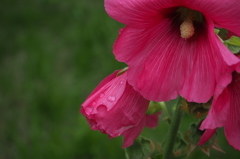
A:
[163,97,184,159]
[124,148,130,159]
[160,102,169,117]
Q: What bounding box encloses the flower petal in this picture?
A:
[105,0,179,28]
[200,60,240,129]
[200,88,230,130]
[82,71,127,114]
[224,72,240,150]
[184,0,240,36]
[114,15,239,102]
[105,0,240,35]
[145,112,161,128]
[237,62,240,72]
[121,116,146,148]
[198,129,217,146]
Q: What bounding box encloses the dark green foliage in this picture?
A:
[125,136,152,159]
[0,0,125,158]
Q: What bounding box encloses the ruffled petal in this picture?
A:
[200,88,230,130]
[82,72,127,114]
[121,116,146,148]
[200,65,238,130]
[105,0,240,35]
[105,0,177,28]
[224,72,240,150]
[145,112,161,128]
[114,15,239,102]
[198,129,217,146]
[81,71,150,147]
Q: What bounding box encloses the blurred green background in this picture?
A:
[1,0,240,159]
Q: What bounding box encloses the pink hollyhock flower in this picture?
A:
[80,69,160,148]
[105,0,240,103]
[199,61,240,150]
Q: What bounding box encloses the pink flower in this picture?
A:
[80,69,160,147]
[105,0,240,103]
[200,62,240,150]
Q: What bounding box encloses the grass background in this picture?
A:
[1,0,240,158]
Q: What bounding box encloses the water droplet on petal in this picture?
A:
[107,96,116,102]
[120,81,124,85]
[92,102,96,106]
[100,93,105,98]
[97,105,107,113]
[85,107,93,114]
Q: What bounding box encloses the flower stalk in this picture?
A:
[163,97,184,159]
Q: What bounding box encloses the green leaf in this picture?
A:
[125,136,152,159]
[224,36,240,54]
[214,29,220,35]
[175,132,187,150]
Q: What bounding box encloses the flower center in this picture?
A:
[177,8,203,39]
[180,13,194,39]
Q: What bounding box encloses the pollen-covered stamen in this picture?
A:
[180,13,195,39]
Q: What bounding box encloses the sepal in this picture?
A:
[125,136,154,159]
[184,122,224,157]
